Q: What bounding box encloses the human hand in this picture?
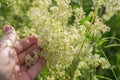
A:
[0,25,46,80]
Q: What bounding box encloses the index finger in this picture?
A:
[14,36,38,54]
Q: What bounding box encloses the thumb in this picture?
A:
[0,25,17,47]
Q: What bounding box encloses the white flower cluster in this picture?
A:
[8,0,113,79]
[91,17,110,35]
[92,0,120,20]
[103,0,120,20]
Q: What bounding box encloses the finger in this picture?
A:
[27,57,46,80]
[14,71,30,80]
[14,36,38,54]
[20,65,28,71]
[0,25,16,47]
[18,44,40,65]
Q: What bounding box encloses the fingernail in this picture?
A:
[28,36,38,42]
[3,25,12,32]
[33,35,38,38]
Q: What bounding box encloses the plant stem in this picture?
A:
[97,45,118,80]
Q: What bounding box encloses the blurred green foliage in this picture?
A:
[0,0,32,37]
[102,11,120,79]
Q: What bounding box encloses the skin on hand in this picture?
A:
[0,25,46,80]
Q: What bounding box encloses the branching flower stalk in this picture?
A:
[22,0,112,80]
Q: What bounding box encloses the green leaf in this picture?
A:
[70,0,81,9]
[80,16,91,25]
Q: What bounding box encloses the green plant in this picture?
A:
[0,0,120,80]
